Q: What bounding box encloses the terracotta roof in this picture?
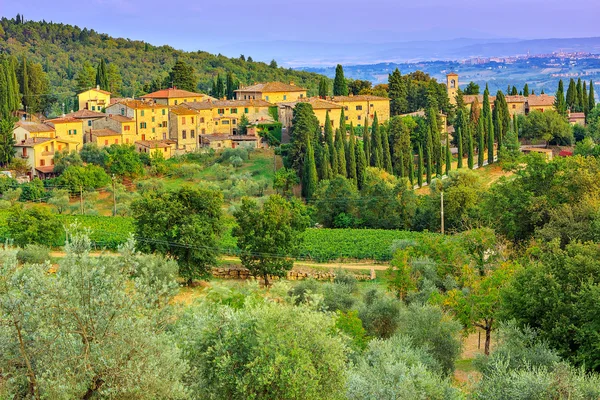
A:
[15,121,55,133]
[569,112,585,118]
[64,109,106,119]
[399,110,447,118]
[527,94,555,107]
[504,95,526,103]
[91,129,121,137]
[141,88,210,99]
[135,140,173,148]
[79,87,111,96]
[105,114,134,122]
[279,97,342,110]
[230,135,258,141]
[447,72,459,76]
[235,82,306,93]
[46,117,80,124]
[331,95,389,102]
[115,100,167,110]
[14,137,54,147]
[184,99,273,110]
[200,134,257,142]
[35,166,56,174]
[169,105,200,116]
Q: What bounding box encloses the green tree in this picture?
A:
[6,205,62,247]
[95,58,108,91]
[0,118,16,166]
[425,128,433,183]
[106,63,122,95]
[320,143,332,180]
[347,124,358,184]
[464,81,480,95]
[237,113,249,135]
[52,149,82,174]
[233,195,309,286]
[427,107,442,176]
[363,116,370,163]
[47,189,71,214]
[520,110,572,145]
[286,102,319,177]
[75,61,96,92]
[225,71,236,99]
[313,176,359,227]
[105,144,144,177]
[59,164,110,193]
[302,140,318,199]
[575,78,583,112]
[467,126,474,169]
[554,79,567,116]
[333,64,348,96]
[318,77,329,98]
[131,187,224,284]
[589,80,595,114]
[335,128,347,177]
[523,83,529,97]
[388,68,407,115]
[488,115,494,164]
[382,126,393,174]
[273,167,299,198]
[167,60,197,92]
[417,143,424,187]
[478,117,485,167]
[370,112,383,168]
[456,128,463,168]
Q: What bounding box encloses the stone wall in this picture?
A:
[211,265,375,282]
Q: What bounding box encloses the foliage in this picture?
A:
[174,298,347,400]
[58,164,111,193]
[273,167,299,197]
[520,110,573,144]
[104,144,144,177]
[16,244,51,264]
[131,186,224,283]
[6,205,62,246]
[358,289,402,339]
[52,149,82,175]
[233,195,310,285]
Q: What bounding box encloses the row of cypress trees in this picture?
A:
[556,78,595,117]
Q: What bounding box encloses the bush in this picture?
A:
[288,278,321,305]
[19,179,45,201]
[359,289,402,339]
[218,148,248,164]
[322,282,356,313]
[16,244,51,264]
[172,163,201,180]
[6,205,62,247]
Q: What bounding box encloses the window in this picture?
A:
[191,129,195,138]
[124,125,130,131]
[163,133,167,140]
[182,117,186,125]
[370,104,374,108]
[88,120,92,126]
[200,117,205,123]
[141,110,145,117]
[152,116,155,122]
[283,95,287,100]
[215,122,219,126]
[344,106,348,111]
[512,104,516,109]
[265,96,269,101]
[105,140,109,145]
[140,122,147,129]
[300,94,304,98]
[191,117,194,124]
[44,146,49,152]
[126,139,129,144]
[231,108,238,114]
[345,116,349,121]
[222,120,230,125]
[182,130,187,139]
[244,108,249,113]
[233,119,237,125]
[58,144,62,151]
[73,129,77,135]
[174,100,178,105]
[92,106,96,111]
[40,159,45,166]
[218,109,225,114]
[358,115,362,120]
[120,108,125,116]
[356,105,363,111]
[152,127,155,133]
[162,109,166,115]
[115,139,119,144]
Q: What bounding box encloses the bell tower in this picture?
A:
[447,73,459,105]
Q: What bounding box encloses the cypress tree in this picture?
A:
[488,116,494,164]
[331,142,339,176]
[96,59,109,91]
[425,128,433,184]
[21,57,29,109]
[589,81,596,113]
[555,79,567,116]
[467,127,474,169]
[321,143,332,180]
[478,117,485,168]
[582,81,589,116]
[370,113,383,168]
[397,150,405,178]
[324,111,334,169]
[8,57,19,112]
[417,143,424,188]
[355,139,367,190]
[333,64,348,96]
[318,77,328,98]
[513,114,520,149]
[523,84,530,97]
[511,86,518,95]
[445,128,451,175]
[576,78,583,112]
[457,128,463,168]
[347,124,357,184]
[408,150,414,185]
[428,107,442,177]
[303,141,318,199]
[226,72,235,99]
[382,126,393,174]
[363,116,371,163]
[0,63,8,118]
[335,128,347,177]
[339,108,346,133]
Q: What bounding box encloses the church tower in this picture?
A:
[447,73,458,105]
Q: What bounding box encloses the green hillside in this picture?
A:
[0,16,324,110]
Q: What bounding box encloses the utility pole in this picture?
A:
[440,190,445,234]
[111,174,117,216]
[80,186,84,215]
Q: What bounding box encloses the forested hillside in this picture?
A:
[0,16,324,111]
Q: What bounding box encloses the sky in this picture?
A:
[2,0,599,59]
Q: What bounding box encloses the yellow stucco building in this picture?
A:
[331,95,390,127]
[141,87,215,106]
[13,121,55,143]
[447,73,459,105]
[135,140,175,159]
[184,99,274,135]
[235,82,307,104]
[91,114,136,145]
[463,93,556,116]
[169,106,199,152]
[279,97,342,131]
[14,137,77,178]
[105,100,169,141]
[78,86,111,111]
[45,117,85,149]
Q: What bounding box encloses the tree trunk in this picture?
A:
[484,326,491,355]
[263,274,269,288]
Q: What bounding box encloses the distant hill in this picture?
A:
[0,17,325,104]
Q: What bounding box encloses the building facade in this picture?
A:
[235,82,307,104]
[331,95,390,127]
[141,87,215,106]
[78,86,111,111]
[105,100,169,141]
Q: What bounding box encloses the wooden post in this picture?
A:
[440,190,445,234]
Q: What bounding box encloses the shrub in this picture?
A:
[16,244,51,264]
[359,289,402,339]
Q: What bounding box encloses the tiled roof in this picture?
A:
[91,129,121,137]
[106,114,134,122]
[184,99,273,110]
[35,166,56,174]
[64,109,106,119]
[527,94,555,107]
[279,97,342,110]
[14,137,54,147]
[331,95,389,102]
[135,140,173,148]
[569,112,585,118]
[15,121,55,133]
[200,134,258,142]
[116,100,167,110]
[79,87,111,95]
[235,82,306,93]
[45,117,81,124]
[504,95,526,103]
[447,72,459,76]
[169,105,200,115]
[141,88,210,99]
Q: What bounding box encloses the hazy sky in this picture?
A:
[2,0,599,53]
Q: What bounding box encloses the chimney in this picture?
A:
[33,137,36,143]
[96,85,100,90]
[290,81,295,86]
